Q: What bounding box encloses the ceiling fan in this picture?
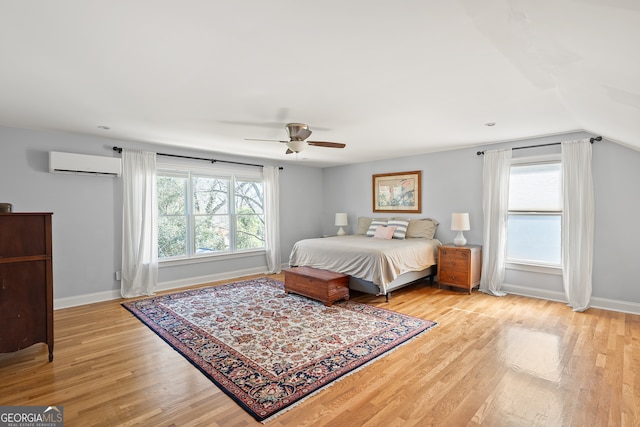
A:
[245,123,346,154]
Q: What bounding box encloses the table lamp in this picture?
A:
[335,212,348,236]
[451,213,470,246]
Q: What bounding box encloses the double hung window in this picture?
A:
[506,156,562,267]
[157,166,265,260]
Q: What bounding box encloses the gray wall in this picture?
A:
[0,126,324,302]
[4,124,639,308]
[321,131,640,305]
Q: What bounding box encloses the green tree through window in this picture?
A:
[157,169,265,259]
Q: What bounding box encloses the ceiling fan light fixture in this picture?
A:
[287,140,306,153]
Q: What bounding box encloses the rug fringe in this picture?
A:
[260,322,438,424]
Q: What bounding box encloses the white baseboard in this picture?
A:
[53,264,284,310]
[56,270,640,316]
[502,283,640,315]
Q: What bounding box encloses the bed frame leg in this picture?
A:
[385,292,390,302]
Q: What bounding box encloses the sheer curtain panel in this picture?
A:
[263,165,281,273]
[121,149,158,298]
[480,148,512,296]
[561,139,594,311]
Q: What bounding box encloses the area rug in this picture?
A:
[122,277,437,422]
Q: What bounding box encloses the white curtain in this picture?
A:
[121,149,158,298]
[561,139,594,312]
[479,148,512,297]
[263,165,281,273]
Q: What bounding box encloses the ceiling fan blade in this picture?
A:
[285,148,294,154]
[307,141,346,148]
[244,138,288,143]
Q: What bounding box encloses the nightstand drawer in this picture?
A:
[439,253,470,272]
[439,248,469,264]
[438,268,468,287]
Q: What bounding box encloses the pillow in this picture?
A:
[356,217,373,235]
[387,219,409,239]
[373,225,397,240]
[406,218,439,239]
[366,219,388,237]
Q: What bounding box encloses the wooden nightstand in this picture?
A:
[437,244,482,294]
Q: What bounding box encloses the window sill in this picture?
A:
[505,262,562,276]
[159,249,266,268]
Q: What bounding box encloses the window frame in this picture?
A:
[505,153,563,274]
[156,161,266,265]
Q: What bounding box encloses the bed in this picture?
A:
[288,217,441,300]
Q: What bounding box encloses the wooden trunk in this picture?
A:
[284,266,349,306]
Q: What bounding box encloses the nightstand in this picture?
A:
[437,244,482,294]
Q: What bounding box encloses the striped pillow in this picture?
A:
[388,219,409,239]
[366,219,388,237]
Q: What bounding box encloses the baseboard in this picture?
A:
[501,283,567,303]
[55,271,640,315]
[502,283,640,315]
[54,264,284,310]
[590,296,640,315]
[54,289,123,310]
[155,266,269,293]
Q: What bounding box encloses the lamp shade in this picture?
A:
[335,212,348,226]
[451,213,470,231]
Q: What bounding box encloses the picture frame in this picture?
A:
[372,170,422,213]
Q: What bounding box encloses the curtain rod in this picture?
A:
[476,136,602,156]
[112,147,283,170]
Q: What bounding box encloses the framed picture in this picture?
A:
[372,170,422,213]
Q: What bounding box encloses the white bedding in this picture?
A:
[288,235,441,294]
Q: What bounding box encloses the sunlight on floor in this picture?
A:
[472,326,568,425]
[503,326,563,384]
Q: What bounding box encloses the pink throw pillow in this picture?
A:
[373,225,397,240]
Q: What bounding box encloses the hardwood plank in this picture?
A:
[1,274,639,426]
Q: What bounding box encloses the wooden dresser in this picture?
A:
[0,212,54,361]
[437,244,482,294]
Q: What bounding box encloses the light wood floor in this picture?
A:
[1,274,639,426]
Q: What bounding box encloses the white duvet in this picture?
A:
[288,235,441,294]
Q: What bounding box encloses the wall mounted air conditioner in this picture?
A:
[49,151,122,177]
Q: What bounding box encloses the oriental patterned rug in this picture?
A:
[122,277,437,422]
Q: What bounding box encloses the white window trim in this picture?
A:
[156,161,266,260]
[159,248,266,267]
[505,261,562,275]
[511,153,561,166]
[506,153,563,272]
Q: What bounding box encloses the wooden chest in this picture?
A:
[437,244,482,294]
[284,266,350,306]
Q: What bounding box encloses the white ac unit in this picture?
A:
[49,151,122,177]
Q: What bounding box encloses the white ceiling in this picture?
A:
[1,1,639,167]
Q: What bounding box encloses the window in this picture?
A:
[157,166,265,260]
[506,157,562,267]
